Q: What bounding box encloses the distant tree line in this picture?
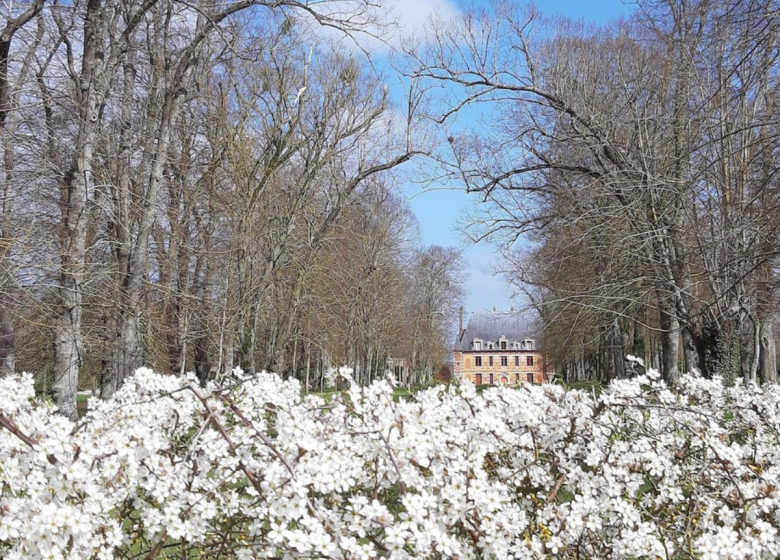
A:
[406,0,780,385]
[6,0,775,417]
[0,0,464,417]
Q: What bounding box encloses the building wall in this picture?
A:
[453,350,549,384]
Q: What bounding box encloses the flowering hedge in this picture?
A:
[1,364,779,560]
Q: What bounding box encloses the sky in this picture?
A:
[386,0,639,316]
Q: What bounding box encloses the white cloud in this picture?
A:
[388,0,461,41]
[300,0,461,55]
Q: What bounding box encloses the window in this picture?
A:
[489,373,494,385]
[501,340,507,350]
[500,356,508,366]
[475,374,482,384]
[475,356,482,367]
[473,339,482,351]
[488,342,494,350]
[514,356,520,366]
[489,356,494,366]
[527,355,534,366]
[527,372,534,383]
[515,373,520,384]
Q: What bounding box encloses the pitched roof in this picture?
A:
[455,311,542,351]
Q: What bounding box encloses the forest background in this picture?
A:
[1,0,778,419]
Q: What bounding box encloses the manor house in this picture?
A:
[453,310,550,385]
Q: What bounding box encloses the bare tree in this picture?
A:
[3,0,463,405]
[204,37,422,376]
[407,0,780,384]
[405,246,465,385]
[0,0,46,376]
[4,0,416,413]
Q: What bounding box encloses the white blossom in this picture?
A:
[0,368,779,558]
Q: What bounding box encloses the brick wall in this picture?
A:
[454,350,548,384]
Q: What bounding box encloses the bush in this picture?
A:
[1,365,779,559]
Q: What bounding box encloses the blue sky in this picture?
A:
[394,1,638,315]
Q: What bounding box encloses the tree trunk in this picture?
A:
[55,148,91,418]
[758,319,776,384]
[193,313,212,386]
[612,318,625,379]
[681,326,702,375]
[748,318,760,384]
[0,305,12,375]
[659,301,680,384]
[55,147,92,418]
[105,310,142,395]
[305,343,311,392]
[53,307,81,419]
[739,314,758,385]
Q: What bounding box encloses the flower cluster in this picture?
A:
[1,365,780,559]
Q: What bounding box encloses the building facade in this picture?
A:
[453,310,550,385]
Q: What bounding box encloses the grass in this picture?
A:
[389,385,429,402]
[306,384,432,403]
[76,393,92,419]
[560,378,603,395]
[74,378,605,417]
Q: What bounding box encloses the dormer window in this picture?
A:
[487,342,494,350]
[473,339,482,351]
[524,339,535,351]
[499,336,508,350]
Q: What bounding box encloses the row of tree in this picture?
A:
[5,0,777,415]
[0,0,464,417]
[406,0,780,385]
